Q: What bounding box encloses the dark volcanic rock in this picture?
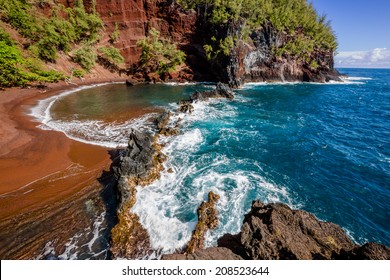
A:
[178,100,194,114]
[229,201,355,259]
[186,191,220,254]
[156,111,172,131]
[113,130,163,210]
[162,247,243,260]
[155,111,179,136]
[190,83,234,101]
[336,242,390,260]
[111,129,165,259]
[218,201,389,260]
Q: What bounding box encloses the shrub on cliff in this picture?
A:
[0,41,24,87]
[72,45,97,72]
[0,28,64,88]
[99,46,124,66]
[137,28,186,75]
[0,0,104,63]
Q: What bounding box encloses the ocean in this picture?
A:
[31,68,390,259]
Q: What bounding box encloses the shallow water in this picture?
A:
[32,69,390,258]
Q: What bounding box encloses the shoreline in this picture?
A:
[0,78,126,259]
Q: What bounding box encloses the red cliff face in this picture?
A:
[58,1,339,85]
[62,0,196,65]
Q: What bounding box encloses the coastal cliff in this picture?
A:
[83,0,341,85]
[1,0,341,87]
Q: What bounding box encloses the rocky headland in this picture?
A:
[110,84,389,260]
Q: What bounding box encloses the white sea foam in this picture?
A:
[165,82,197,86]
[132,95,293,254]
[38,115,156,148]
[241,78,367,88]
[30,82,157,148]
[36,211,109,260]
[344,76,372,81]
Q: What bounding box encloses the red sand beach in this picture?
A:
[0,79,125,259]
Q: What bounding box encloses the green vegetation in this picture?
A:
[0,0,104,62]
[72,68,85,78]
[0,0,112,87]
[0,31,64,88]
[137,28,186,74]
[110,23,120,43]
[179,0,337,63]
[99,46,124,65]
[72,45,97,72]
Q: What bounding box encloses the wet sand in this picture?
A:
[0,79,126,259]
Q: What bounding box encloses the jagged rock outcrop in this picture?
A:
[190,83,234,101]
[163,200,390,260]
[218,201,390,260]
[220,201,357,260]
[186,191,220,254]
[155,111,179,136]
[110,129,166,259]
[178,82,234,113]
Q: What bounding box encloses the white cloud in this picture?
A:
[335,48,390,68]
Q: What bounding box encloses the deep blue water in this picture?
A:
[37,68,390,258]
[134,68,390,251]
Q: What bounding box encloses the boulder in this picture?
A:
[190,83,234,101]
[218,201,390,260]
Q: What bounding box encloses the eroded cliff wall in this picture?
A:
[58,0,340,85]
[62,0,196,66]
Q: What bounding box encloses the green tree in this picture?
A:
[137,28,186,74]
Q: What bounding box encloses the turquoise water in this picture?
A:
[34,69,390,258]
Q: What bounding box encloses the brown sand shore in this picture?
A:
[0,78,126,259]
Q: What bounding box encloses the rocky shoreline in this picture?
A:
[110,83,389,260]
[164,201,390,260]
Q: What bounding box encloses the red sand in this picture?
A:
[0,79,125,221]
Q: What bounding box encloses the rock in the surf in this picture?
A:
[111,129,166,259]
[190,82,234,101]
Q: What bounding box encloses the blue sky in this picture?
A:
[310,0,390,68]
